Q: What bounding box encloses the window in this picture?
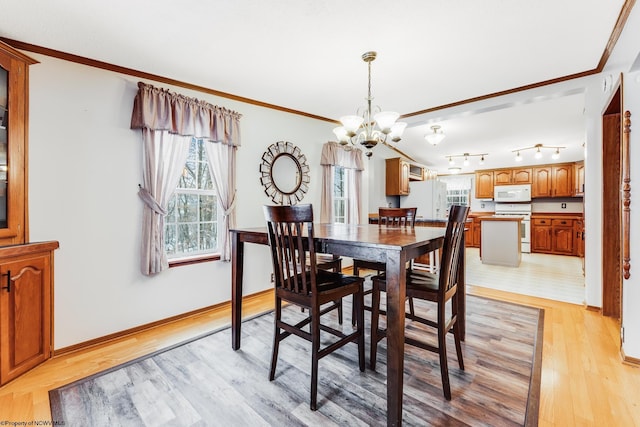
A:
[165,138,218,259]
[446,187,470,209]
[333,166,347,223]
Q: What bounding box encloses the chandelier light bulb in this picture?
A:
[333,127,350,144]
[463,155,469,166]
[535,147,543,159]
[515,151,523,162]
[552,148,560,160]
[479,155,485,165]
[448,157,454,166]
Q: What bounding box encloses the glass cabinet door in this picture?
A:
[0,65,8,229]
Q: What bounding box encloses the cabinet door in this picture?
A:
[475,171,494,199]
[401,161,410,195]
[494,170,512,185]
[574,162,585,196]
[0,46,30,246]
[512,168,533,184]
[0,255,51,384]
[552,164,574,197]
[553,226,574,254]
[472,218,482,247]
[532,225,552,252]
[532,167,552,198]
[574,220,584,257]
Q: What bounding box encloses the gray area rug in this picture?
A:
[49,294,543,426]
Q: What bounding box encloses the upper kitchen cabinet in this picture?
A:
[386,158,410,196]
[494,167,532,185]
[386,158,428,196]
[532,163,574,198]
[475,170,494,199]
[574,161,585,196]
[0,41,37,245]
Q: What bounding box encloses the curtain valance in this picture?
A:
[130,82,242,147]
[320,141,365,171]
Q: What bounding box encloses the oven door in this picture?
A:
[520,218,531,253]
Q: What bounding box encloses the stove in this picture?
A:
[494,203,531,253]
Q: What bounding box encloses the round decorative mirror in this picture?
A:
[260,141,310,205]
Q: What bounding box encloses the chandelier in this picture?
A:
[513,143,564,162]
[332,51,407,158]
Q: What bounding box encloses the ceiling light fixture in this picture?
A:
[444,152,488,167]
[448,167,462,174]
[332,51,406,158]
[425,125,446,145]
[512,143,565,162]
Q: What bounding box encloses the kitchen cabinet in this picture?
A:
[386,158,410,196]
[0,241,59,385]
[475,171,494,199]
[532,164,574,198]
[574,161,585,196]
[494,167,532,185]
[0,41,36,246]
[531,215,582,255]
[465,216,482,248]
[552,218,574,255]
[531,218,552,252]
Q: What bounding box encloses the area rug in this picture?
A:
[49,295,543,426]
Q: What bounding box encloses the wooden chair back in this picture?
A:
[378,207,417,228]
[438,205,470,295]
[263,204,317,295]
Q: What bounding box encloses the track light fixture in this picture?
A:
[512,143,565,162]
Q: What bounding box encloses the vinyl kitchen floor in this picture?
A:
[464,247,585,305]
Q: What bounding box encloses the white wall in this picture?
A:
[27,54,348,349]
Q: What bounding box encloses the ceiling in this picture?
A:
[0,0,631,173]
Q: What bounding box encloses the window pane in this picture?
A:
[200,162,213,190]
[177,223,198,253]
[165,224,176,255]
[199,195,216,221]
[176,194,199,222]
[179,161,197,189]
[199,222,216,251]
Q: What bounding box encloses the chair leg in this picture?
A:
[438,307,452,400]
[269,297,282,381]
[408,296,415,317]
[310,305,321,411]
[452,298,464,371]
[370,280,381,370]
[351,264,360,326]
[336,299,343,325]
[355,287,366,372]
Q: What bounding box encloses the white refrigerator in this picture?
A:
[400,180,448,219]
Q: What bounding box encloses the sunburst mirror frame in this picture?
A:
[260,141,310,205]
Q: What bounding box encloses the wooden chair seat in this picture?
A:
[370,204,470,400]
[263,204,365,411]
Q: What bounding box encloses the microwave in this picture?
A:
[493,184,531,202]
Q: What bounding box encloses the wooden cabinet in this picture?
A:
[0,241,59,385]
[552,218,574,254]
[532,164,574,198]
[0,41,36,245]
[574,161,585,196]
[532,215,582,255]
[475,171,494,199]
[386,158,410,196]
[494,167,532,185]
[532,218,552,252]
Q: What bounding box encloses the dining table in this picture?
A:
[230,223,466,427]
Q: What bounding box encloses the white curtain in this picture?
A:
[131,82,242,275]
[320,141,364,224]
[137,129,191,275]
[204,141,237,261]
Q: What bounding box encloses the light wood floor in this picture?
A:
[1,285,639,425]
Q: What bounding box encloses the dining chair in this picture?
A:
[369,204,470,400]
[351,207,418,326]
[263,204,365,410]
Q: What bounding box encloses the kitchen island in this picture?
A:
[479,216,522,267]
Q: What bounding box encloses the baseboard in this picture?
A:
[585,304,602,312]
[621,349,640,366]
[52,289,273,357]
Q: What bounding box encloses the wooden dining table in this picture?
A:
[230,223,466,427]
